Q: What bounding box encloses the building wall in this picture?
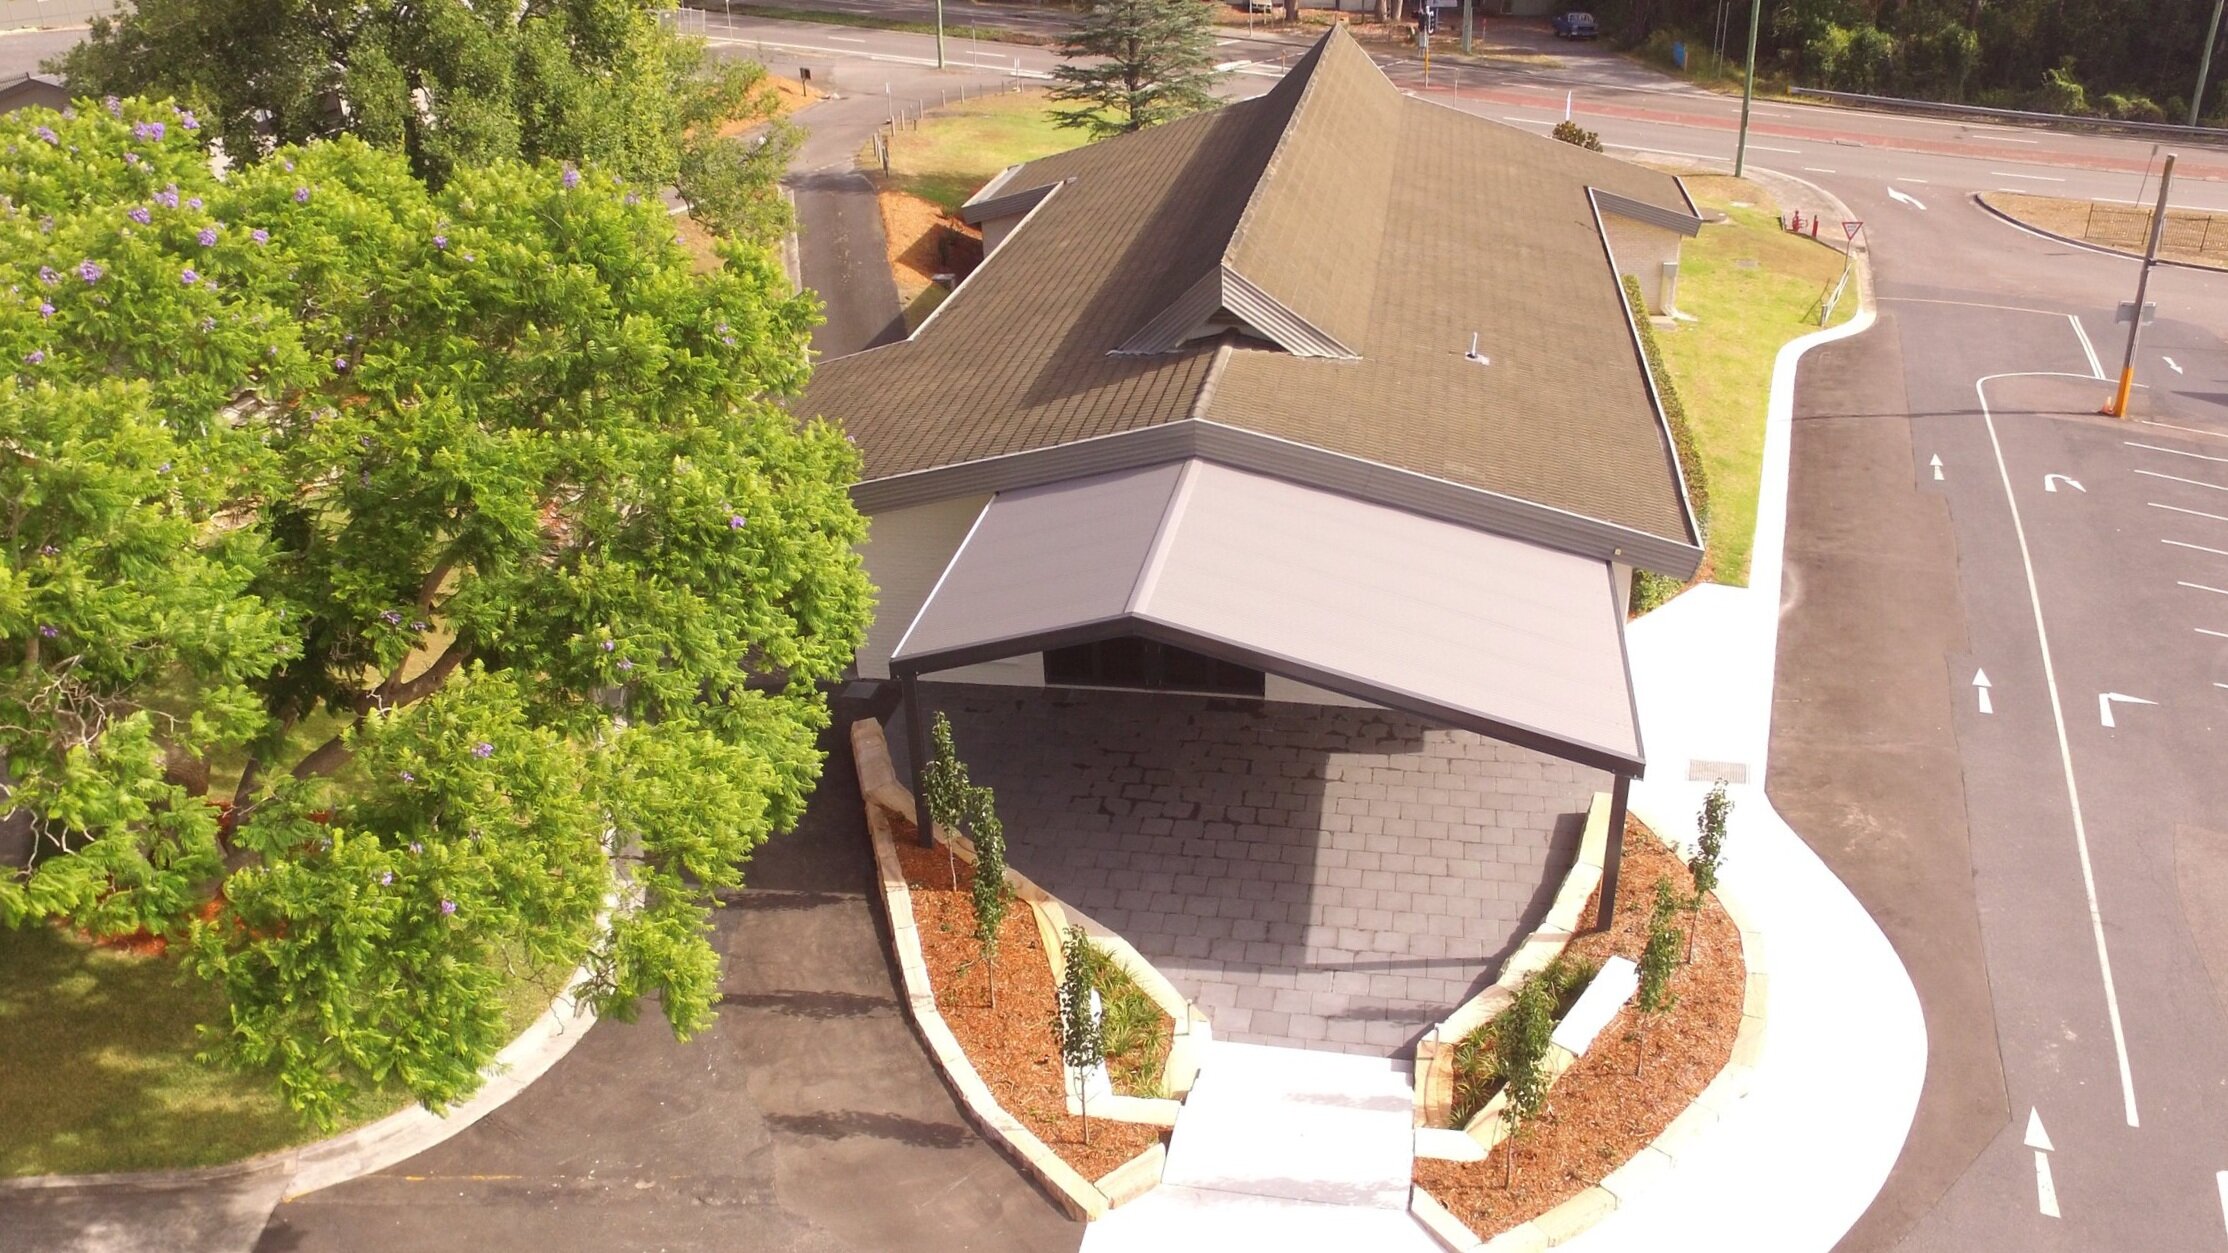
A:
[979,211,1023,257]
[1602,213,1684,315]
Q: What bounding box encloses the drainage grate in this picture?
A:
[1688,759,1749,784]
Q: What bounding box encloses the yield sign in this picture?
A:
[1843,220,1864,240]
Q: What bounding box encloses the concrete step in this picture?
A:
[1159,1040,1416,1211]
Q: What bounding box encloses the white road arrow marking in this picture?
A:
[1930,454,1945,481]
[1974,669,1994,714]
[2166,356,2184,374]
[2099,692,2158,727]
[1887,186,1928,210]
[2215,1171,2228,1234]
[2028,1109,2059,1218]
[2044,474,2086,493]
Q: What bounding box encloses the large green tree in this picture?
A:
[0,100,871,1127]
[1048,0,1222,138]
[53,0,795,244]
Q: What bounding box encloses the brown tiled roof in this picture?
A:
[803,25,1700,550]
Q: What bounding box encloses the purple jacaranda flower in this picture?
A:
[103,96,121,116]
[333,357,348,372]
[400,770,415,783]
[282,158,294,171]
[180,110,198,130]
[37,266,58,286]
[601,640,616,652]
[411,620,427,632]
[624,192,639,206]
[433,234,447,249]
[23,350,44,365]
[200,316,216,332]
[39,545,57,557]
[187,197,202,210]
[78,260,101,283]
[37,302,53,319]
[197,226,217,246]
[728,514,746,529]
[617,658,634,672]
[123,152,139,165]
[561,164,580,190]
[380,610,402,626]
[37,625,57,638]
[251,228,269,245]
[155,184,179,208]
[132,120,165,142]
[33,126,57,145]
[471,741,495,759]
[461,252,474,262]
[156,461,171,473]
[294,187,310,203]
[409,841,423,854]
[180,268,199,285]
[379,871,394,886]
[38,217,52,234]
[128,206,151,225]
[440,899,457,916]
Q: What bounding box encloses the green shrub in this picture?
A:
[1065,937,1171,1097]
[1551,120,1603,152]
[1448,953,1600,1126]
[2037,61,2090,115]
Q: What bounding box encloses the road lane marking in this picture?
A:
[1803,166,1838,173]
[824,34,867,42]
[2069,315,2104,379]
[2165,539,2228,558]
[1747,144,1800,153]
[1613,144,1727,161]
[2203,628,2228,639]
[1894,176,1930,183]
[1887,186,1927,210]
[2128,440,2228,464]
[1979,371,2142,1128]
[1501,116,1552,126]
[1974,134,2043,143]
[2138,469,2228,492]
[1931,454,1945,481]
[1883,296,2062,317]
[2141,419,2228,444]
[2166,356,2184,373]
[2100,691,2158,726]
[1974,669,1993,714]
[2044,473,2085,493]
[1993,171,2067,181]
[2182,581,2228,596]
[2217,1171,2228,1233]
[2153,501,2228,524]
[2029,1110,2058,1217]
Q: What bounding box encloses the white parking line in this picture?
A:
[1803,166,1838,174]
[2182,581,2228,596]
[2165,539,2228,558]
[2143,419,2228,444]
[2128,440,2228,464]
[1502,116,1552,126]
[1747,144,1801,153]
[2154,502,2228,524]
[1895,177,1931,183]
[2070,315,2103,380]
[1978,373,2141,1129]
[825,34,867,42]
[1975,134,2043,143]
[1994,171,2068,181]
[2138,469,2228,492]
[2202,627,2228,640]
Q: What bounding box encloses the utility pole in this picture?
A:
[1460,0,1471,55]
[935,0,947,68]
[2108,153,2175,419]
[1733,0,1761,176]
[2193,0,2225,127]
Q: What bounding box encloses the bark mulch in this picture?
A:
[893,836,1165,1182]
[1414,816,1746,1239]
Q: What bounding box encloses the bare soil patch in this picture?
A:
[892,831,1165,1182]
[1983,191,2228,270]
[1415,816,1745,1239]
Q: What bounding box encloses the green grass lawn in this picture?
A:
[1652,176,1858,586]
[0,923,572,1177]
[875,91,1091,214]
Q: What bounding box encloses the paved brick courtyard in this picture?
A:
[899,683,1605,1056]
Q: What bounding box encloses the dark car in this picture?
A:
[1552,11,1599,38]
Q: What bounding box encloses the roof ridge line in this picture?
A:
[1217,28,1342,270]
[1184,338,1236,421]
[1127,459,1201,615]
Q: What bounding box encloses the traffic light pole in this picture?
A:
[2107,153,2175,419]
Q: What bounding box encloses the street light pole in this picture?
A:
[1732,0,1761,176]
[2192,0,2226,127]
[2108,153,2175,419]
[935,0,947,68]
[1460,0,1471,56]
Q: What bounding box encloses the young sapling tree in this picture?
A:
[1057,925,1108,1145]
[920,713,972,888]
[968,784,1010,1009]
[1688,780,1732,962]
[1636,878,1682,1075]
[1495,973,1555,1188]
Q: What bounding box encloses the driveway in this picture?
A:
[902,683,1605,1056]
[255,711,1080,1253]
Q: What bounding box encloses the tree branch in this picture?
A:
[291,732,351,780]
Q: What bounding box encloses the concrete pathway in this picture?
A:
[1082,1042,1438,1251]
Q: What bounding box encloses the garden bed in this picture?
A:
[891,832,1169,1182]
[1414,816,1745,1241]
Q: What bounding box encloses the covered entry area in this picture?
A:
[889,459,1647,1049]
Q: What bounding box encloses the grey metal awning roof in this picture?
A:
[890,460,1643,774]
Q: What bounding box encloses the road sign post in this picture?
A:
[2106,153,2176,418]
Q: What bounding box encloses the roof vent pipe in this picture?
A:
[1465,332,1489,365]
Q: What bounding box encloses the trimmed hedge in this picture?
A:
[1622,273,1710,540]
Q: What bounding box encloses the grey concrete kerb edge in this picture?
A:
[0,949,604,1203]
[1969,191,2228,274]
[850,718,1207,1221]
[1408,810,1770,1253]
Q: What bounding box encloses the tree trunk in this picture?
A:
[1284,0,1299,23]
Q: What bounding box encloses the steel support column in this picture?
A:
[1595,772,1632,931]
[899,670,936,848]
